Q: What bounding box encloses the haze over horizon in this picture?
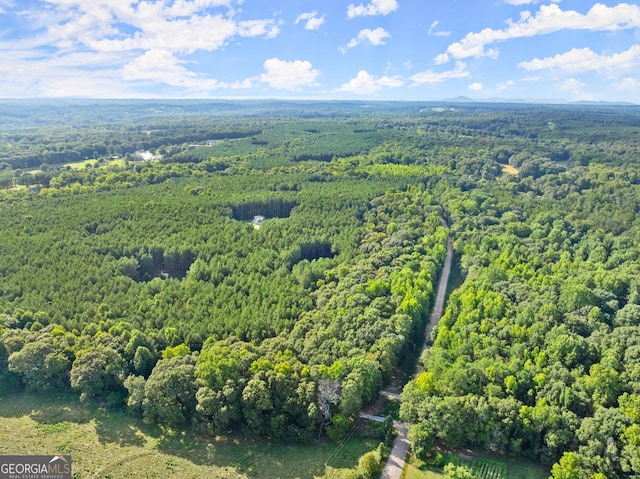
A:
[1,0,639,103]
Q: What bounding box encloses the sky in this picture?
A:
[0,0,639,102]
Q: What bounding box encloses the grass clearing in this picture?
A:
[109,158,127,167]
[0,392,378,479]
[501,164,519,176]
[64,159,99,169]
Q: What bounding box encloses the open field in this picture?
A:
[64,159,99,169]
[501,164,519,175]
[401,452,549,479]
[23,158,128,177]
[55,158,130,169]
[0,392,378,479]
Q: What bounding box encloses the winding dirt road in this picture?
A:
[379,235,453,479]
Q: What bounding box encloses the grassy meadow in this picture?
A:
[0,392,378,479]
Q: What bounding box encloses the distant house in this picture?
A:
[135,150,162,161]
[252,215,265,228]
[207,140,218,147]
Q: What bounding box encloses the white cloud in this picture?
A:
[295,11,326,30]
[238,19,280,39]
[345,27,390,50]
[468,82,483,91]
[497,79,516,90]
[428,20,451,37]
[442,3,640,61]
[123,49,220,89]
[410,61,470,85]
[0,46,142,97]
[339,71,379,94]
[615,77,640,92]
[504,0,560,5]
[377,75,404,88]
[40,1,279,55]
[347,0,398,19]
[40,75,141,98]
[434,53,450,65]
[0,0,284,96]
[338,70,403,95]
[87,15,239,54]
[259,58,319,90]
[44,0,233,17]
[122,48,254,93]
[555,77,587,98]
[519,45,640,74]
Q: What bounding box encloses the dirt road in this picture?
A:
[380,421,410,479]
[379,235,453,479]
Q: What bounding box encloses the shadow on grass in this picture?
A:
[154,428,317,477]
[1,392,377,479]
[1,392,146,447]
[153,425,379,478]
[92,410,147,447]
[0,391,92,425]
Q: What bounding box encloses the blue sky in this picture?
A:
[0,0,639,102]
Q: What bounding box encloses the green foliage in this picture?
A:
[162,343,190,359]
[549,452,583,479]
[124,374,146,414]
[8,336,69,391]
[4,101,640,475]
[327,413,352,442]
[354,445,384,479]
[408,423,435,460]
[70,346,126,404]
[400,110,640,477]
[133,346,155,377]
[142,355,197,426]
[444,463,479,479]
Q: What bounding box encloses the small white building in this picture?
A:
[252,215,266,228]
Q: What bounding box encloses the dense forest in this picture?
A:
[1,100,640,477]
